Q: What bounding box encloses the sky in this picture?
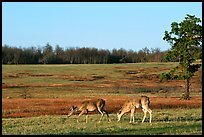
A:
[2,2,202,52]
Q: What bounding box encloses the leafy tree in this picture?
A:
[161,14,202,100]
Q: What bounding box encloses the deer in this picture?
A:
[67,98,111,123]
[117,95,152,123]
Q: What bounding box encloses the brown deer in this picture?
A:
[67,98,111,123]
[117,95,152,123]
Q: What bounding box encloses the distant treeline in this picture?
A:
[2,43,169,64]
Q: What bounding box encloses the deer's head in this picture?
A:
[67,106,78,117]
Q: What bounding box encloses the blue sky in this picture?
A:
[2,2,202,51]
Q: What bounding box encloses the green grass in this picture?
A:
[2,63,177,85]
[2,85,201,99]
[3,62,196,99]
[2,108,202,135]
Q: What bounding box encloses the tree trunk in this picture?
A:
[182,78,190,100]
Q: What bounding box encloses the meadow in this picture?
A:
[2,108,202,135]
[2,63,202,135]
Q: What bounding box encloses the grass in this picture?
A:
[2,63,202,135]
[2,62,201,99]
[2,108,202,135]
[2,63,177,85]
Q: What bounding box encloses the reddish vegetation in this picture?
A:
[2,65,202,118]
[2,96,201,118]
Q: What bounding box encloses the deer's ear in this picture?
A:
[71,106,77,110]
[117,110,121,115]
[69,106,74,111]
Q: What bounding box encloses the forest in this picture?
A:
[2,43,168,64]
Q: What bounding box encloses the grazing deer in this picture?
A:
[67,98,111,123]
[117,95,152,123]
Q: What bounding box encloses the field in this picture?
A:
[2,63,202,135]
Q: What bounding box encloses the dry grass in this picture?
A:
[2,96,201,118]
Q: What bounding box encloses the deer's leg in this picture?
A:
[98,109,104,123]
[77,109,86,123]
[147,108,152,123]
[130,108,135,123]
[85,109,89,123]
[85,114,88,123]
[99,105,111,122]
[117,111,126,122]
[142,109,147,123]
[103,110,111,122]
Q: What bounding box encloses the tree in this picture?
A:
[138,47,150,62]
[54,45,64,64]
[2,44,167,64]
[161,14,202,100]
[41,43,54,64]
[2,44,13,64]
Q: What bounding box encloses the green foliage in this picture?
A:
[162,14,202,99]
[163,14,202,65]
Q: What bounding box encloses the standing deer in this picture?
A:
[117,95,152,123]
[67,98,111,123]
